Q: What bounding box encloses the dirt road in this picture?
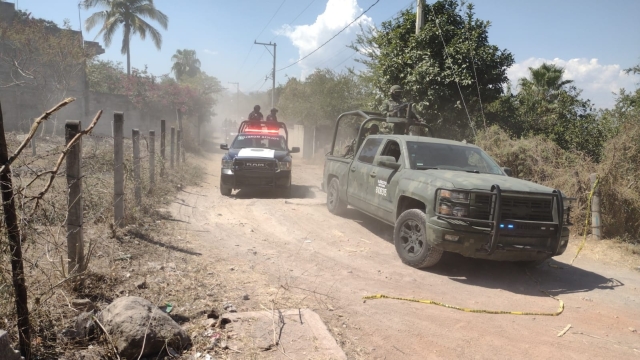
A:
[170,150,640,359]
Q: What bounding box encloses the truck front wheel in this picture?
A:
[394,209,443,269]
[220,180,232,196]
[327,177,347,215]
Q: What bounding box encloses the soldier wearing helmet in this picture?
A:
[248,105,264,121]
[266,108,279,122]
[384,85,404,118]
[383,85,431,136]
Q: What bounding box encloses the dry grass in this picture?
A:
[476,125,640,245]
[0,132,205,359]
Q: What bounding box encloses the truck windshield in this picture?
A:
[232,134,286,151]
[407,142,503,175]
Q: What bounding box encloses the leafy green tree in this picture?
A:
[87,59,126,93]
[486,63,613,160]
[278,69,369,127]
[518,63,573,101]
[83,0,169,76]
[171,49,201,81]
[352,0,514,139]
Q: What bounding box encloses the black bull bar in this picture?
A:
[434,185,566,256]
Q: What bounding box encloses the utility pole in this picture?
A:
[416,0,424,34]
[254,40,277,108]
[228,82,240,121]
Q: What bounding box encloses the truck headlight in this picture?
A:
[222,159,233,169]
[438,189,470,218]
[278,161,291,171]
[440,190,469,203]
[438,203,468,217]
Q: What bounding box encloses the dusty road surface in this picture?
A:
[170,148,640,359]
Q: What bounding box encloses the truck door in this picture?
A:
[347,137,383,210]
[368,139,403,222]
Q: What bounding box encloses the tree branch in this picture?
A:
[27,110,103,213]
[0,98,75,174]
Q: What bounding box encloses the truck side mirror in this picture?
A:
[502,167,512,177]
[377,156,401,170]
[220,144,229,150]
[290,147,300,153]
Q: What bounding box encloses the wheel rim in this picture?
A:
[328,182,338,209]
[399,219,426,258]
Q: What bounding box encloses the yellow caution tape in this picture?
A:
[364,269,564,316]
[571,176,599,265]
[362,293,564,316]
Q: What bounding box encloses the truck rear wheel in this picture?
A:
[327,177,347,215]
[394,209,443,269]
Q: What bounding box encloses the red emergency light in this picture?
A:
[244,128,280,134]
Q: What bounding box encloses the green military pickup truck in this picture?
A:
[322,110,574,269]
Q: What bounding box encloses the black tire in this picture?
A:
[394,209,443,269]
[326,177,347,215]
[220,181,232,196]
[280,178,292,198]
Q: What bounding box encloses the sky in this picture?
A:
[10,0,640,109]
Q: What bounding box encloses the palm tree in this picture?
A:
[518,63,573,100]
[171,49,201,81]
[83,0,169,76]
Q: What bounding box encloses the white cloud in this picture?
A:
[507,57,639,108]
[203,49,218,55]
[279,0,373,77]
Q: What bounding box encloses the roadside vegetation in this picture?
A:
[271,0,640,246]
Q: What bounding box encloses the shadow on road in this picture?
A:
[429,253,623,297]
[126,228,202,256]
[234,184,318,200]
[344,208,623,297]
[343,208,394,243]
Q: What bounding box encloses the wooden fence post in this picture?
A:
[65,120,85,273]
[113,112,125,227]
[149,130,155,188]
[0,101,31,358]
[160,119,166,177]
[170,126,175,170]
[176,129,182,166]
[590,173,602,240]
[132,129,142,204]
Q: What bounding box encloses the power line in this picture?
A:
[332,51,359,70]
[427,1,476,137]
[271,0,318,41]
[256,0,288,40]
[321,0,415,72]
[235,0,288,78]
[277,0,381,72]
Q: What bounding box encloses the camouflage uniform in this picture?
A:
[382,85,429,136]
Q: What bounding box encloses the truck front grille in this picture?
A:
[470,194,554,222]
[234,159,276,172]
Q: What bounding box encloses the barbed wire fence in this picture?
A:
[0,97,196,358]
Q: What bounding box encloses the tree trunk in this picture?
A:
[126,42,131,77]
[125,24,131,77]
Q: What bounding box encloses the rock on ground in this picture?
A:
[0,330,22,360]
[98,296,191,358]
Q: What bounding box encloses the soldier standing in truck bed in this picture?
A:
[248,105,264,121]
[382,85,432,136]
[266,108,278,122]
